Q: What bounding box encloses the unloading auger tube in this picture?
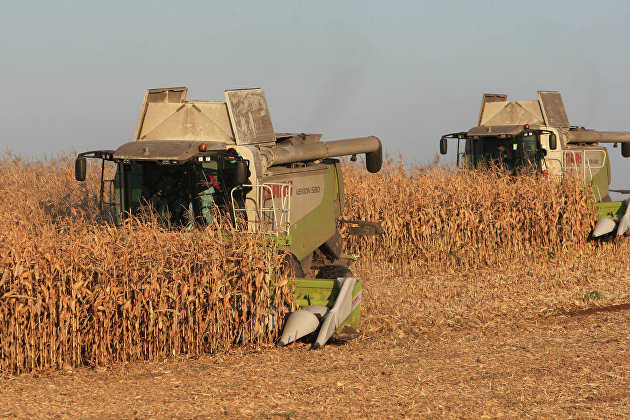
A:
[265,136,383,173]
[567,130,630,158]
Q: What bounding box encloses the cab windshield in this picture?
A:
[115,155,246,228]
[464,133,542,172]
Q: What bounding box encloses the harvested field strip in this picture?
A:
[2,309,628,418]
[354,253,630,338]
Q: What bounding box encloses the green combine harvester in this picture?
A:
[75,87,382,347]
[439,91,630,238]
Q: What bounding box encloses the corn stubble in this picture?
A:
[0,156,292,374]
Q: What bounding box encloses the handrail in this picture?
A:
[231,183,292,235]
[560,149,607,202]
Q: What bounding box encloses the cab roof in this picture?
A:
[466,125,530,138]
[113,140,227,163]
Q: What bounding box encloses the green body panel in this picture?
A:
[586,153,626,222]
[587,148,611,203]
[293,278,362,332]
[335,161,345,211]
[596,200,628,219]
[284,161,342,262]
[272,235,292,247]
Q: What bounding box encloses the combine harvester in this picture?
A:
[439,91,630,238]
[75,87,383,348]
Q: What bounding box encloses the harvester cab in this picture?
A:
[439,91,630,237]
[440,125,554,173]
[76,87,383,347]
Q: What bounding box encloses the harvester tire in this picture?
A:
[281,253,305,278]
[316,265,353,280]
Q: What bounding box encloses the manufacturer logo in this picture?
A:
[262,181,293,200]
[566,153,582,165]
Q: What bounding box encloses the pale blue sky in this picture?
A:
[2,1,630,188]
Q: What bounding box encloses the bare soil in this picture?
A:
[1,301,628,419]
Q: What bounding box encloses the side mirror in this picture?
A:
[75,157,87,181]
[439,137,448,155]
[549,133,557,150]
[235,161,248,185]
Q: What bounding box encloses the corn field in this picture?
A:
[341,160,597,271]
[0,154,621,375]
[0,155,291,374]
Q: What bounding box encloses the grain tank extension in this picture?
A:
[439,91,630,237]
[75,87,383,347]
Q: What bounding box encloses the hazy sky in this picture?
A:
[2,1,630,188]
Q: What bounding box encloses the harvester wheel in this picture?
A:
[281,253,305,278]
[315,265,353,279]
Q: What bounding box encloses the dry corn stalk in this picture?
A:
[341,160,597,271]
[0,155,291,374]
